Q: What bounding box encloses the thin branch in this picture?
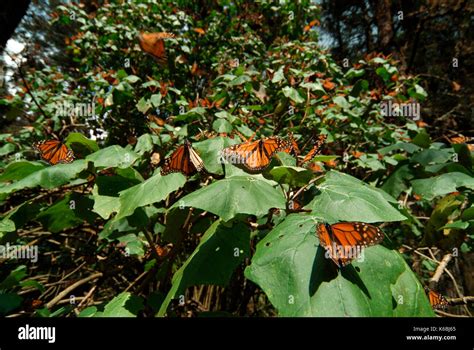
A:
[430,253,452,283]
[45,272,103,309]
[5,51,50,121]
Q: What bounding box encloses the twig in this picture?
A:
[430,253,452,283]
[447,296,474,305]
[290,175,325,202]
[5,51,51,122]
[124,270,149,293]
[45,272,103,309]
[434,310,469,318]
[76,285,97,309]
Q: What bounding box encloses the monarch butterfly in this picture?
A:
[161,139,204,176]
[33,139,75,165]
[300,134,327,165]
[138,32,175,65]
[220,136,290,171]
[282,132,300,156]
[425,287,449,309]
[317,222,384,267]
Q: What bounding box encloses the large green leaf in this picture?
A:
[94,292,144,317]
[268,166,313,187]
[86,145,138,169]
[0,161,46,182]
[306,171,406,222]
[66,132,99,153]
[412,172,474,200]
[193,137,238,175]
[115,172,186,219]
[381,163,415,198]
[282,86,305,104]
[173,176,286,221]
[36,193,97,233]
[245,214,434,316]
[158,220,250,316]
[0,160,88,196]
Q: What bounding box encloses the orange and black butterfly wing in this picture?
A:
[33,140,74,165]
[161,144,190,175]
[138,32,175,65]
[426,288,449,309]
[282,132,300,156]
[161,140,203,176]
[222,137,289,171]
[301,134,327,165]
[317,223,353,267]
[317,222,384,267]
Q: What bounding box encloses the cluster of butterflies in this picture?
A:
[32,138,449,310]
[160,132,326,176]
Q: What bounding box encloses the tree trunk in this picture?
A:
[0,0,31,51]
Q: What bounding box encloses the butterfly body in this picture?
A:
[161,139,204,176]
[33,140,74,165]
[317,222,384,267]
[221,136,290,171]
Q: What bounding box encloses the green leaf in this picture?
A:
[92,194,121,220]
[408,84,427,101]
[381,164,414,198]
[212,119,233,133]
[0,293,22,315]
[134,134,154,156]
[271,66,285,83]
[333,95,350,109]
[193,137,239,175]
[245,214,434,316]
[36,193,96,233]
[0,265,27,290]
[378,142,421,155]
[78,306,97,317]
[96,292,144,317]
[0,143,16,156]
[268,166,313,187]
[116,172,186,219]
[65,132,99,152]
[412,130,431,148]
[86,146,138,169]
[300,81,325,94]
[440,221,469,230]
[150,93,162,107]
[282,86,305,104]
[411,148,454,166]
[306,171,406,223]
[173,176,286,221]
[412,172,474,200]
[0,161,46,182]
[0,218,15,233]
[136,97,151,113]
[158,221,250,316]
[462,206,474,221]
[350,79,369,97]
[124,75,140,84]
[0,161,88,196]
